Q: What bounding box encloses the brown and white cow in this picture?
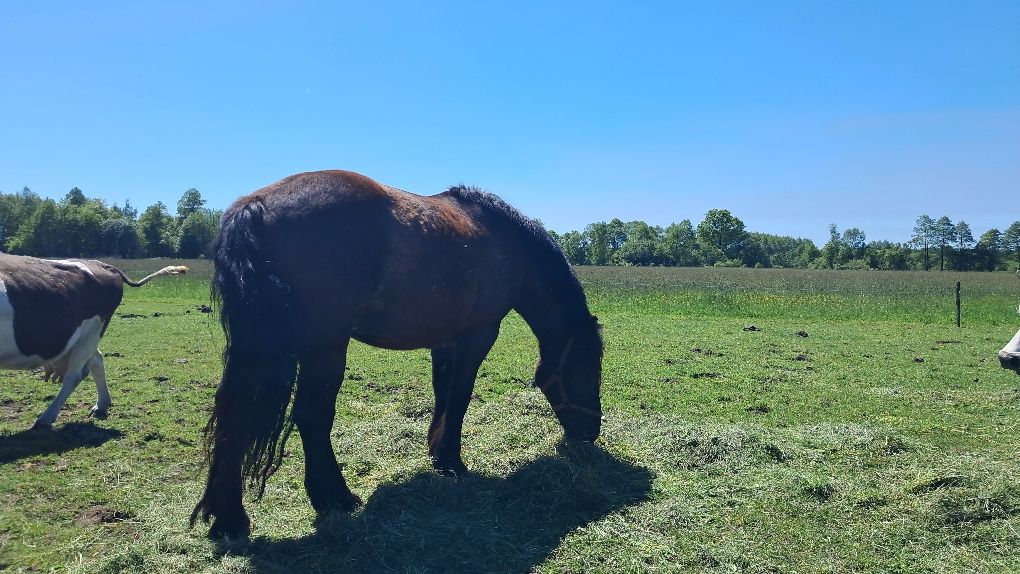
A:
[0,253,187,429]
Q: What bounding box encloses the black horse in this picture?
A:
[192,170,604,539]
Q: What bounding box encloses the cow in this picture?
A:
[0,253,187,429]
[999,320,1020,373]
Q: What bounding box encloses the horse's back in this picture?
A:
[221,170,535,349]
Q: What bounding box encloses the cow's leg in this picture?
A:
[88,351,111,418]
[293,341,361,515]
[32,368,86,430]
[428,323,500,475]
[32,321,103,430]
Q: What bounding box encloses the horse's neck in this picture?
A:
[515,262,589,351]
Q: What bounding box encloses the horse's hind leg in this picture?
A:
[193,360,253,539]
[293,342,361,516]
[428,323,500,475]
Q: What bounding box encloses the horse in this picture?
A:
[191,170,604,539]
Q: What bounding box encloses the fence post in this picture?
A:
[955,281,961,328]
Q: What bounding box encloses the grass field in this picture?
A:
[1,261,1019,573]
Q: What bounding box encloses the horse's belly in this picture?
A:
[351,294,510,350]
[350,311,488,350]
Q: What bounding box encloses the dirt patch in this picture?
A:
[803,481,836,502]
[365,382,402,394]
[2,398,23,420]
[76,505,135,526]
[691,372,720,379]
[910,475,966,494]
[17,460,45,472]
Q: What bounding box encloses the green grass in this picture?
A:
[1,264,1019,573]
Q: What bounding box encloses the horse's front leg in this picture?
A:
[293,343,361,516]
[428,324,500,475]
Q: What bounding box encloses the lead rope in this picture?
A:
[538,336,602,418]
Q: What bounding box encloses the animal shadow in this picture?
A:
[0,422,123,465]
[244,443,652,574]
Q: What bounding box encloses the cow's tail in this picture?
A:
[116,265,189,287]
[191,199,298,526]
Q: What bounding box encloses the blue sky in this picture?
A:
[1,1,1017,245]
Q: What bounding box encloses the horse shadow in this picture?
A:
[242,443,653,574]
[0,422,123,465]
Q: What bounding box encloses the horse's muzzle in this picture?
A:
[563,415,602,443]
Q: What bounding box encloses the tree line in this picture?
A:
[1,187,1017,272]
[548,210,1020,271]
[0,187,220,259]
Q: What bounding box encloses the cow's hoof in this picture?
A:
[29,421,53,431]
[90,406,109,419]
[999,351,1020,372]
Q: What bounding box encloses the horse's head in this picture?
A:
[537,315,604,442]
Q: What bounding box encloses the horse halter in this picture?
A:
[537,336,603,419]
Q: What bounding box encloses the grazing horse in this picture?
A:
[0,254,187,429]
[191,170,604,539]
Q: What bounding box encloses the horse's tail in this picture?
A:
[191,200,298,526]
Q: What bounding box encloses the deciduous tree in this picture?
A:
[138,202,177,257]
[697,209,748,264]
[911,215,935,271]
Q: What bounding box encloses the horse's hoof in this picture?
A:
[312,492,362,516]
[89,406,109,419]
[208,515,251,541]
[431,456,468,477]
[29,421,53,431]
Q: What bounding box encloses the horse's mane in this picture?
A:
[444,185,593,329]
[444,185,564,257]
